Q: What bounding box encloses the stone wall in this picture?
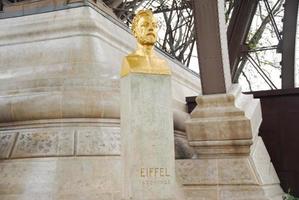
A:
[0,5,200,130]
[0,5,201,199]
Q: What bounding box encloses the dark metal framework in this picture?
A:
[227,0,259,82]
[227,0,285,91]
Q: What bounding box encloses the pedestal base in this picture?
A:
[182,85,283,200]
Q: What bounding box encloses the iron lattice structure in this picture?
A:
[226,0,284,91]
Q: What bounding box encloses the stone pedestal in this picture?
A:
[121,74,176,200]
[180,85,284,200]
[186,93,253,157]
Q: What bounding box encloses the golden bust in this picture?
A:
[120,10,171,77]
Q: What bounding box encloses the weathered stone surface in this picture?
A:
[176,158,258,185]
[251,136,280,185]
[176,159,217,185]
[77,127,121,155]
[0,157,122,200]
[0,119,125,199]
[184,185,274,200]
[0,119,124,158]
[0,132,17,159]
[218,158,258,185]
[219,186,267,200]
[262,185,284,200]
[230,84,262,139]
[182,187,218,200]
[186,93,253,156]
[12,130,74,158]
[181,185,271,200]
[186,94,252,141]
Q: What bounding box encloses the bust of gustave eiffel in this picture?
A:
[120,10,171,77]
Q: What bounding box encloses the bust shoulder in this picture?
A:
[121,54,171,77]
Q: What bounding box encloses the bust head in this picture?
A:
[131,10,158,46]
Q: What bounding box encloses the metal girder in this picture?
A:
[193,0,228,94]
[230,0,284,89]
[246,53,277,89]
[103,0,123,8]
[281,0,299,89]
[227,0,259,82]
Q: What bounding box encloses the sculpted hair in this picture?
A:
[131,10,154,36]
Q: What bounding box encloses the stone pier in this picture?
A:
[121,74,176,200]
[177,85,283,200]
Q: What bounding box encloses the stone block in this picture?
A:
[0,132,17,159]
[186,93,253,156]
[0,157,122,199]
[251,136,280,185]
[57,193,113,200]
[187,116,252,141]
[176,158,259,186]
[182,187,218,200]
[218,158,258,185]
[262,184,284,199]
[176,159,218,185]
[229,85,262,138]
[11,130,74,158]
[219,185,267,200]
[77,127,121,156]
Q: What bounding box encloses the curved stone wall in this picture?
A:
[0,6,201,132]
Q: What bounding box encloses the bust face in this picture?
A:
[135,14,158,46]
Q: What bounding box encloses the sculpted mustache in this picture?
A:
[146,33,156,36]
